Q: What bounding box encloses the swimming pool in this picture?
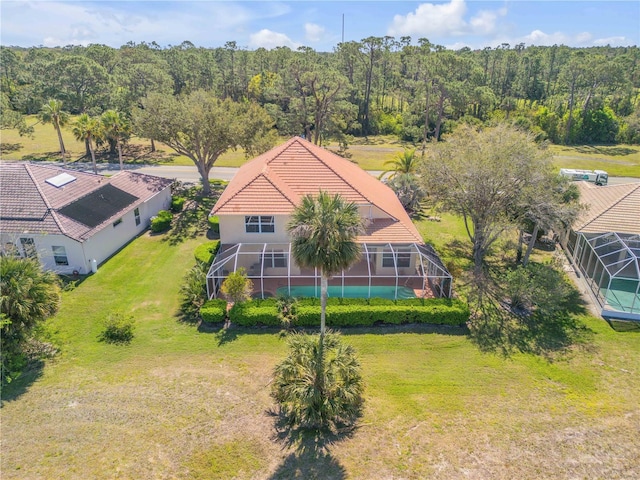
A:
[276,285,416,300]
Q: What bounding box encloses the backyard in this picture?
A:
[1,209,639,479]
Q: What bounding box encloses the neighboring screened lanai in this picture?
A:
[568,231,640,320]
[206,242,452,300]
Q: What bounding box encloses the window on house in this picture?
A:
[3,242,20,257]
[20,238,37,259]
[134,208,141,226]
[263,250,287,268]
[245,216,275,233]
[113,218,123,227]
[382,249,411,268]
[52,246,69,266]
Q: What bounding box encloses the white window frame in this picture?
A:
[245,215,275,233]
[382,248,411,268]
[264,250,287,268]
[52,246,69,266]
[134,207,141,226]
[20,237,38,259]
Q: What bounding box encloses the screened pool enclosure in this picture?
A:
[568,232,640,321]
[206,242,453,300]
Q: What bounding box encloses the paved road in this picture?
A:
[67,162,639,186]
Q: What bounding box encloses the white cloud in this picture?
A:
[388,0,507,39]
[388,0,468,37]
[593,36,630,46]
[249,29,300,50]
[305,23,325,43]
[0,1,285,47]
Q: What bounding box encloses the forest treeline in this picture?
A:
[1,38,639,146]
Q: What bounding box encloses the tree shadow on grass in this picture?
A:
[21,151,64,162]
[0,142,22,154]
[468,264,594,361]
[267,411,355,480]
[574,145,638,157]
[164,186,223,246]
[1,359,44,406]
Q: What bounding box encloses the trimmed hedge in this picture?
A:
[194,240,221,266]
[171,196,186,212]
[229,298,469,328]
[200,299,228,323]
[151,210,173,233]
[208,215,220,235]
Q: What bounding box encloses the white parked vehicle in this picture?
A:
[559,168,608,186]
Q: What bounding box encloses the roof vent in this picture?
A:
[45,173,77,188]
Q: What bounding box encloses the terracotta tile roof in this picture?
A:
[212,137,422,243]
[575,181,640,235]
[0,163,172,242]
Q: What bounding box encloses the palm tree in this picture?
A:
[271,332,364,429]
[287,191,363,340]
[101,110,132,170]
[1,256,61,383]
[379,148,418,180]
[72,114,102,174]
[38,99,70,162]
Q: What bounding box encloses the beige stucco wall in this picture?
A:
[218,214,291,244]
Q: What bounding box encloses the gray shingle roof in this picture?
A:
[0,163,172,242]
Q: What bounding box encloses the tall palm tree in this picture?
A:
[72,114,102,174]
[101,110,132,170]
[38,99,70,162]
[379,148,418,180]
[287,191,363,339]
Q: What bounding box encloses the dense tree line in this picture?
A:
[1,39,639,145]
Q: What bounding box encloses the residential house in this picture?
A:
[207,137,452,300]
[563,181,640,321]
[0,163,172,274]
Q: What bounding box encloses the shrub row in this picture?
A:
[200,299,228,323]
[208,215,220,235]
[194,240,221,266]
[229,298,469,327]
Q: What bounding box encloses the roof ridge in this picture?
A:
[24,164,69,236]
[579,183,640,232]
[297,139,401,221]
[262,168,300,206]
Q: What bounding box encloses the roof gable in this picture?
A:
[212,137,423,243]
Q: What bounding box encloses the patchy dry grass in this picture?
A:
[2,222,639,479]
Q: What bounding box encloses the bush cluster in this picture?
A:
[100,313,135,344]
[208,215,220,235]
[200,299,228,323]
[229,297,469,327]
[194,240,220,266]
[171,196,186,212]
[150,210,173,233]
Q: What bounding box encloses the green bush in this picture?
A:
[200,299,228,323]
[208,215,220,235]
[194,240,220,266]
[229,298,469,327]
[171,196,186,212]
[150,210,173,233]
[100,313,135,344]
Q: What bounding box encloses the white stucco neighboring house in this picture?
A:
[0,163,172,274]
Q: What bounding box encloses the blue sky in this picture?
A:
[1,1,638,50]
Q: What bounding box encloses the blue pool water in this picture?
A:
[276,285,416,300]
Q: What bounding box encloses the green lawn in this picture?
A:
[5,121,638,176]
[2,220,639,478]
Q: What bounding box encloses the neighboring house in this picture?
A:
[0,163,172,274]
[563,181,640,321]
[206,137,452,300]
